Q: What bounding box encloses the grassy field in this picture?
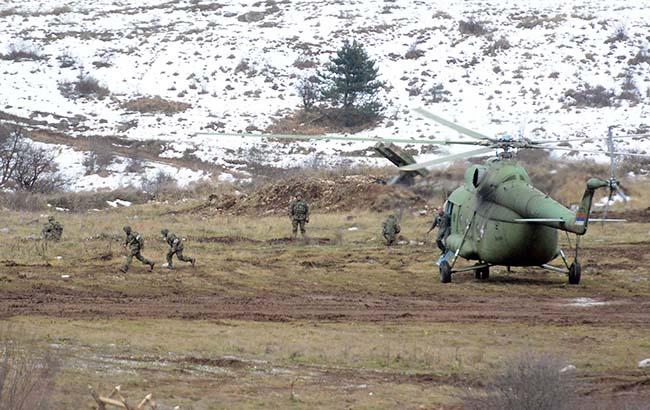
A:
[0,201,649,408]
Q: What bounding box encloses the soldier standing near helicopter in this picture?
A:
[289,192,310,238]
[428,206,450,253]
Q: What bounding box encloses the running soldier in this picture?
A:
[120,226,154,273]
[161,229,196,269]
[289,193,310,237]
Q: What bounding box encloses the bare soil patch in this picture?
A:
[200,175,426,215]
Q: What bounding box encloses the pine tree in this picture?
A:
[320,40,384,125]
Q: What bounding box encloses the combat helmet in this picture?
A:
[161,228,169,237]
[123,225,132,233]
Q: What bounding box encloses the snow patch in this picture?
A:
[568,297,609,307]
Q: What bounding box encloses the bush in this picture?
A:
[605,24,628,43]
[628,47,650,66]
[141,170,178,196]
[83,137,114,174]
[484,36,511,56]
[424,83,451,103]
[57,50,77,68]
[618,71,640,103]
[0,126,66,193]
[0,328,59,410]
[59,70,110,99]
[563,84,614,107]
[404,42,425,59]
[463,353,575,410]
[297,76,319,111]
[458,18,488,36]
[122,96,191,114]
[0,42,44,61]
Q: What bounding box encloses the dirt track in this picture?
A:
[2,282,648,327]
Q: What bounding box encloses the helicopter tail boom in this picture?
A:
[569,178,610,235]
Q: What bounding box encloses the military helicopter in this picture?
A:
[196,108,649,284]
[401,109,648,284]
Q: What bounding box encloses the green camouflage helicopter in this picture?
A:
[401,109,649,284]
[197,108,648,284]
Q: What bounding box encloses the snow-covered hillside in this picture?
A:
[1,0,649,190]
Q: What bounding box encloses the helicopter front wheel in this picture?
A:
[440,261,452,283]
[568,262,581,285]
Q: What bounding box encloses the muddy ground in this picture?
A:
[0,209,648,408]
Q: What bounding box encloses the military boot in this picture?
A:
[148,262,155,272]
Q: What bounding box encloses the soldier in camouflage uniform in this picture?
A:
[120,226,154,273]
[41,216,63,241]
[289,193,310,237]
[161,229,195,269]
[382,214,401,246]
[428,207,451,253]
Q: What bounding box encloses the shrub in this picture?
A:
[563,84,614,107]
[0,328,60,410]
[425,83,451,103]
[141,170,178,196]
[618,71,640,103]
[0,126,65,193]
[83,137,114,174]
[605,24,628,43]
[404,42,425,59]
[484,36,511,56]
[462,353,575,410]
[458,18,488,36]
[628,47,650,66]
[57,50,77,68]
[59,70,110,99]
[297,76,319,111]
[0,42,44,61]
[122,96,191,114]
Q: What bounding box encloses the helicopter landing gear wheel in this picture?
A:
[473,264,489,280]
[568,262,581,285]
[440,261,452,283]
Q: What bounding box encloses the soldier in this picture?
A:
[428,206,451,253]
[382,214,401,246]
[120,226,154,273]
[41,216,63,241]
[161,229,196,269]
[289,193,310,238]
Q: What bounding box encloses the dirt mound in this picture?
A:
[208,175,426,215]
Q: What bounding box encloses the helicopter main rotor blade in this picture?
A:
[400,147,494,171]
[193,132,484,146]
[529,146,650,158]
[413,108,493,141]
[532,134,650,145]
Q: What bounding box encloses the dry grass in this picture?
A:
[122,96,191,114]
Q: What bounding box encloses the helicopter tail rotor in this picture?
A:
[601,127,629,222]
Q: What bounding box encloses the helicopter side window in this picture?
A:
[445,202,453,215]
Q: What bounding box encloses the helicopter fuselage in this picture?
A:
[444,159,604,266]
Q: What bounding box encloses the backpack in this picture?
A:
[294,201,307,215]
[136,234,145,249]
